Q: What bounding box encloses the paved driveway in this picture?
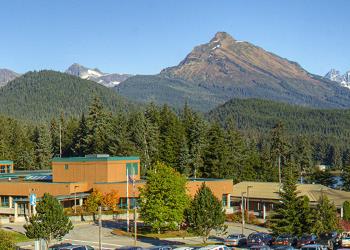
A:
[3,220,269,249]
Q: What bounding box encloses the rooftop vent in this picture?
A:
[85,154,110,158]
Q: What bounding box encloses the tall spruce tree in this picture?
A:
[313,194,338,234]
[202,123,229,178]
[269,164,313,236]
[32,126,52,169]
[186,183,226,243]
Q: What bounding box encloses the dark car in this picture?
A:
[49,243,73,250]
[318,232,338,249]
[272,234,298,247]
[147,247,172,250]
[248,233,274,246]
[297,234,318,248]
[271,246,294,250]
[224,234,247,247]
[250,245,271,250]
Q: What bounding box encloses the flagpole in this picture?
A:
[126,166,129,232]
[133,173,137,246]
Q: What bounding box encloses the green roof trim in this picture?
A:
[52,156,139,163]
[0,160,13,165]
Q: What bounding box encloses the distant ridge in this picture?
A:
[0,70,132,121]
[0,69,20,87]
[66,63,132,88]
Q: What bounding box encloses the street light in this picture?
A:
[241,191,246,234]
[74,185,79,214]
[247,185,253,223]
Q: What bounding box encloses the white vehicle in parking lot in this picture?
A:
[198,245,230,250]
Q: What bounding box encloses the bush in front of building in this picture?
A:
[0,229,15,250]
[225,211,259,225]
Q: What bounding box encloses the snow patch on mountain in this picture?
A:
[324,69,350,89]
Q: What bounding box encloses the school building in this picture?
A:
[0,155,234,222]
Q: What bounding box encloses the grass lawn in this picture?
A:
[3,230,30,243]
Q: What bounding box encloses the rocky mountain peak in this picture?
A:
[210,31,236,43]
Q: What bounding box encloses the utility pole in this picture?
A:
[246,186,252,224]
[278,154,281,185]
[126,166,129,232]
[98,206,102,250]
[134,190,137,246]
[241,191,246,235]
[59,123,62,158]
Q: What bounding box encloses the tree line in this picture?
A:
[1,97,350,187]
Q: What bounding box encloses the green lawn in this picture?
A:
[1,230,30,243]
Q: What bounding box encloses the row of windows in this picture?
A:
[0,165,12,173]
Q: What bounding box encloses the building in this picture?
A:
[231,181,350,220]
[0,160,14,173]
[0,155,234,221]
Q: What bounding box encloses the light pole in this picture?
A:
[74,185,78,214]
[241,191,246,234]
[247,185,253,223]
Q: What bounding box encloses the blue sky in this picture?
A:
[0,0,349,75]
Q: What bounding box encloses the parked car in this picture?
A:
[58,245,94,250]
[300,244,327,250]
[340,235,350,248]
[318,232,338,249]
[147,247,172,250]
[272,234,297,247]
[49,243,73,250]
[224,233,247,247]
[247,233,274,246]
[197,245,229,250]
[249,245,271,250]
[270,246,294,250]
[117,247,144,250]
[172,247,195,250]
[297,234,318,248]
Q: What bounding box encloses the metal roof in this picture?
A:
[232,181,350,207]
[0,160,13,164]
[52,155,139,162]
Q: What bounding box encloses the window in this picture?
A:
[64,164,69,170]
[0,165,5,173]
[126,162,138,175]
[1,196,9,207]
[222,194,227,207]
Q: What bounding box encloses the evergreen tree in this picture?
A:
[24,193,73,247]
[139,162,189,233]
[85,97,110,154]
[313,194,338,234]
[269,165,313,236]
[186,183,226,243]
[32,126,52,169]
[343,165,350,191]
[71,114,89,156]
[343,201,350,221]
[270,122,289,181]
[202,123,229,178]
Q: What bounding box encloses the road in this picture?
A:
[3,220,269,249]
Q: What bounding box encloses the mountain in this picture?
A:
[0,70,132,121]
[207,98,350,139]
[324,69,350,89]
[0,69,20,87]
[66,63,132,88]
[117,32,350,111]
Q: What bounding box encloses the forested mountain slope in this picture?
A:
[207,98,350,138]
[0,70,132,121]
